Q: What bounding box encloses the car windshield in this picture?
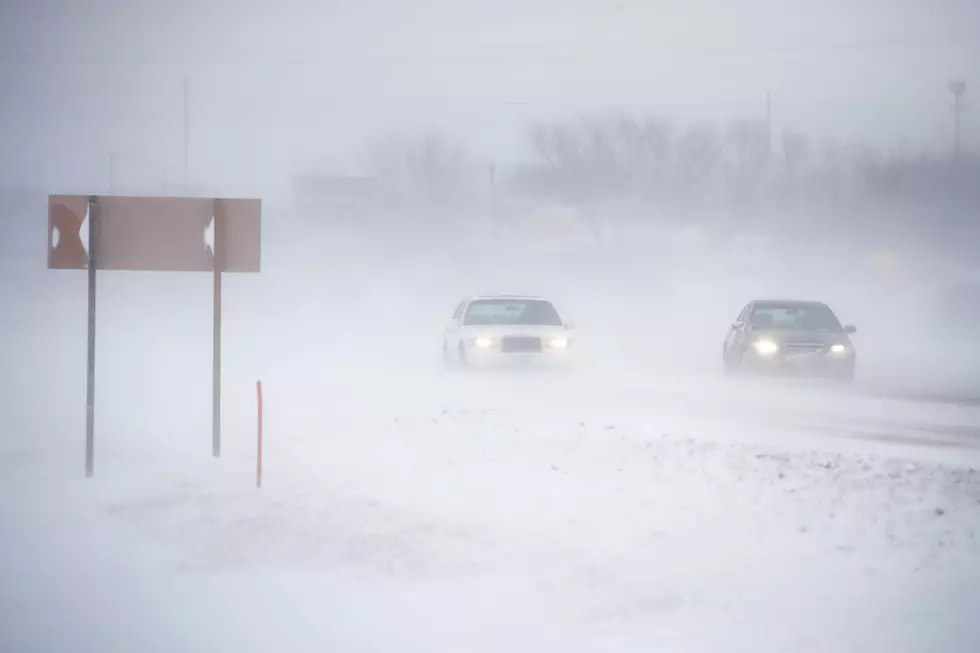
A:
[463,299,563,326]
[750,303,844,333]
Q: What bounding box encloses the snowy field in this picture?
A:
[3,250,980,652]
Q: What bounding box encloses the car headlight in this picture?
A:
[753,339,779,356]
[546,336,569,349]
[829,343,847,354]
[473,337,497,349]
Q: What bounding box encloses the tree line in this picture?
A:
[359,115,978,233]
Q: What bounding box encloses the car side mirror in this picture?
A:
[564,323,574,330]
[732,320,744,330]
[844,325,857,334]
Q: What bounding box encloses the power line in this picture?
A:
[0,78,957,112]
[1,35,977,67]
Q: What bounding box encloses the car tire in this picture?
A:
[457,343,468,369]
[442,340,454,369]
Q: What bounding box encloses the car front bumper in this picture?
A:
[463,346,572,369]
[742,350,855,379]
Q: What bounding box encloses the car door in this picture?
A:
[445,300,467,349]
[725,303,753,358]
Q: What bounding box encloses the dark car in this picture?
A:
[722,300,857,382]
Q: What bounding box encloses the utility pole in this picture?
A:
[489,161,497,232]
[949,80,966,162]
[183,76,190,185]
[765,90,772,156]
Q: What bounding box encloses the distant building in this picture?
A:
[291,174,379,221]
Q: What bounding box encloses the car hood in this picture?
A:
[752,329,852,347]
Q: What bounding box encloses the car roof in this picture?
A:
[752,299,830,308]
[469,294,550,302]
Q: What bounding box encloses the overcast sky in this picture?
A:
[1,0,977,195]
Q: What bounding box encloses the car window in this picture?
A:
[451,301,465,320]
[463,299,563,327]
[750,304,843,332]
[737,304,752,322]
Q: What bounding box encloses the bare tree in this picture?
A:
[613,116,672,197]
[672,123,722,203]
[526,120,591,195]
[725,119,769,171]
[524,115,673,201]
[366,130,475,210]
[722,119,771,208]
[781,129,810,177]
[514,112,978,261]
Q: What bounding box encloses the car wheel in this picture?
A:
[457,343,468,369]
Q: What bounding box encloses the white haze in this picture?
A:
[2,0,979,186]
[3,1,980,652]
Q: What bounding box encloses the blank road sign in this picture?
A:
[99,196,214,271]
[47,195,261,273]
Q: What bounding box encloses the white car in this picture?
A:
[442,295,574,369]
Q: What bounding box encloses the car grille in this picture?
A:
[501,336,542,353]
[783,342,825,354]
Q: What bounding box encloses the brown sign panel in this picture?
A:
[47,195,261,272]
[214,198,262,273]
[98,196,215,272]
[48,195,91,270]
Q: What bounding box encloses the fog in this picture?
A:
[3,1,980,652]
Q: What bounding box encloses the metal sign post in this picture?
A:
[85,196,98,477]
[212,202,223,457]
